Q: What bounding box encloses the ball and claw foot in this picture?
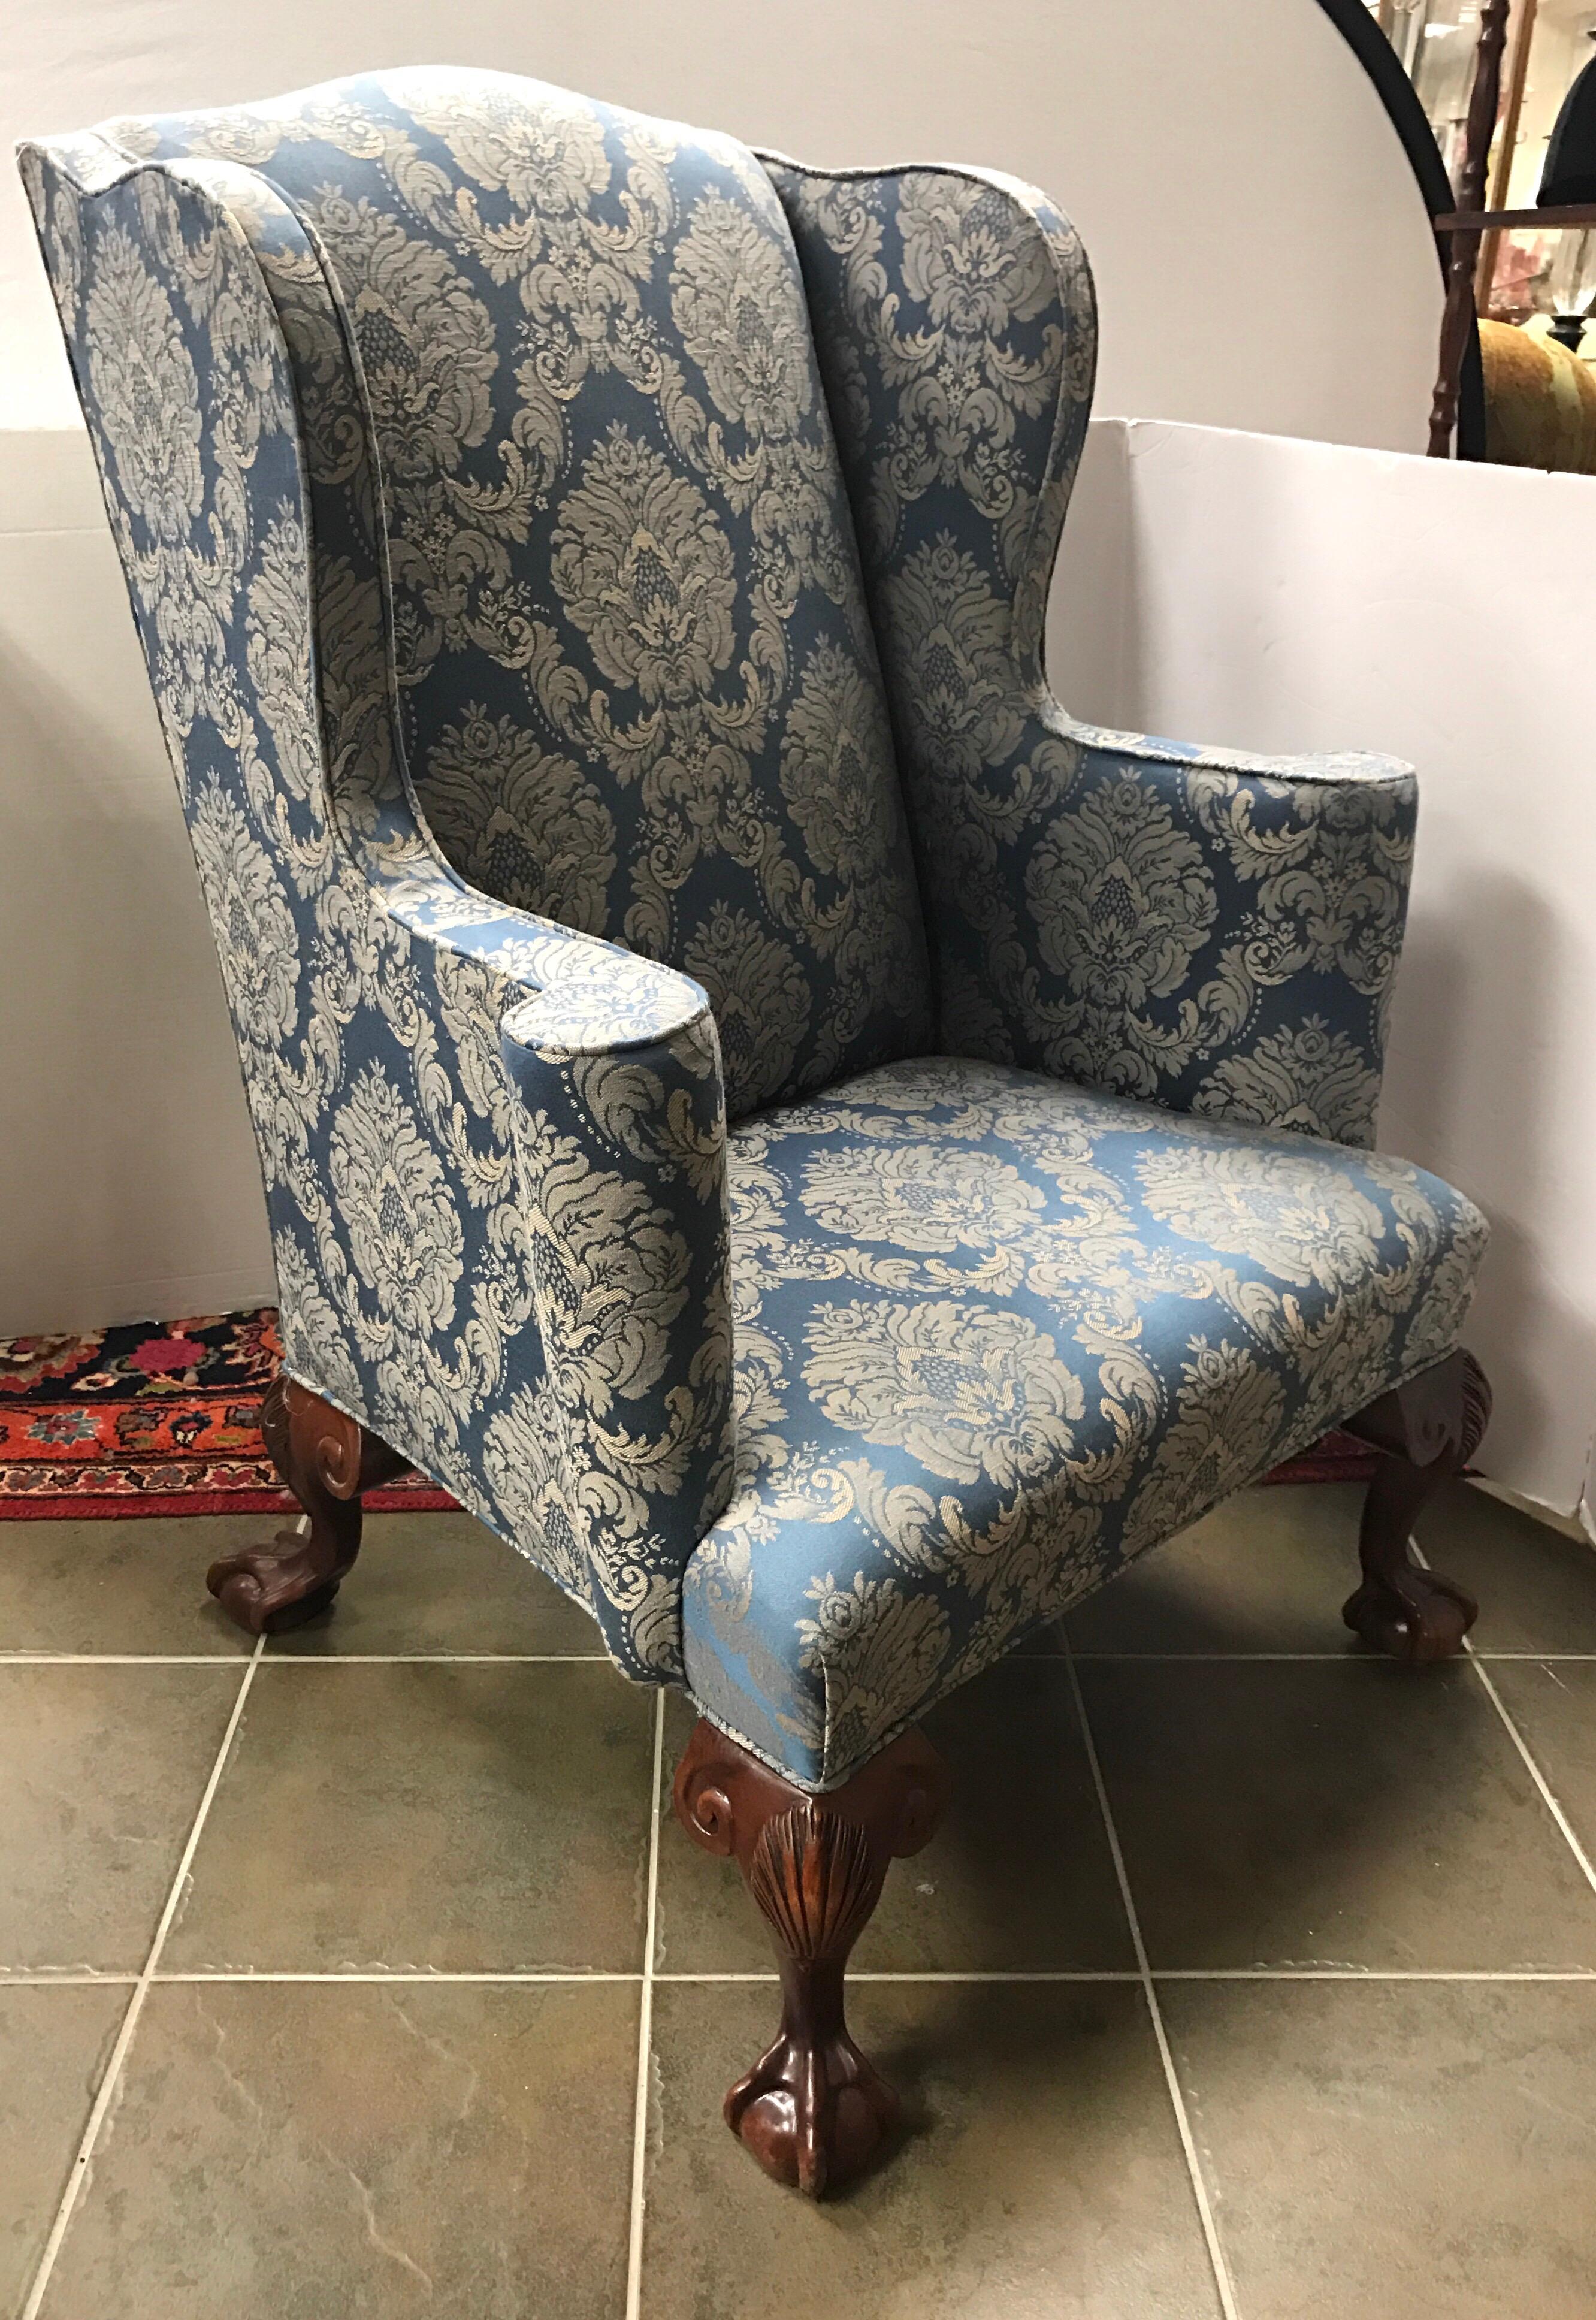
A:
[674,1720,948,2197]
[725,2003,901,2197]
[204,1375,407,1637]
[1341,1565,1478,1664]
[1340,1347,1490,1666]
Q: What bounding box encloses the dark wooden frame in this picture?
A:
[1429,0,1515,458]
[207,1348,1489,2190]
[205,1372,408,1632]
[1314,0,1488,460]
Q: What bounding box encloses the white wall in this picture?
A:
[1049,422,1596,1533]
[0,430,277,1330]
[1,0,1443,449]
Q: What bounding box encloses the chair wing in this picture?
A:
[770,158,1416,1149]
[20,134,734,1678]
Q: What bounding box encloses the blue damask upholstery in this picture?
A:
[22,69,1488,1792]
[684,1058,1483,1786]
[770,161,1412,1145]
[95,72,933,1127]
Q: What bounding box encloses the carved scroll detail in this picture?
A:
[206,1375,408,1635]
[1341,1348,1491,1663]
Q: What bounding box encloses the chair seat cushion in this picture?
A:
[681,1057,1487,1788]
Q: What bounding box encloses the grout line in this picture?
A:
[0,1974,141,1988]
[1462,1656,1596,1898]
[146,1969,645,1984]
[0,1654,255,1666]
[20,1635,265,2320]
[1152,1966,1596,1982]
[1411,1539,1596,1901]
[652,1971,772,1983]
[252,1652,612,1665]
[1066,1650,1596,1663]
[11,1645,1596,1666]
[1063,1651,1370,1663]
[623,1687,666,2320]
[847,1968,1135,1983]
[1065,1650,1241,2320]
[9,1962,1586,1989]
[0,1652,610,1666]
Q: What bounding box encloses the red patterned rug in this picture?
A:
[0,1310,457,1517]
[0,1308,1374,1519]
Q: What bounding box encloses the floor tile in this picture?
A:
[38,1980,637,2320]
[1056,1482,1368,1657]
[1076,1660,1596,1969]
[642,1980,1220,2320]
[1416,1481,1596,1656]
[1485,1659,1596,1860]
[165,1661,656,1972]
[0,1983,128,2313]
[655,1662,1135,1973]
[0,1513,254,1656]
[0,1664,244,1971]
[1161,1978,1596,2319]
[268,1509,600,1657]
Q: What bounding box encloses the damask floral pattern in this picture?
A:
[22,120,734,1685]
[681,1058,1486,1786]
[23,74,1490,1797]
[421,708,616,931]
[84,221,205,544]
[671,191,815,436]
[769,158,1418,1150]
[104,71,933,1124]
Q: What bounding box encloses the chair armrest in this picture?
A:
[376,865,737,1679]
[497,925,735,1678]
[941,702,1418,1150]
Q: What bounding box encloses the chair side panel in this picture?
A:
[17,147,551,1573]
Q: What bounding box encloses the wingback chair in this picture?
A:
[22,69,1491,2197]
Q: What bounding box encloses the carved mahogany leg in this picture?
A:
[674,1717,949,2197]
[1339,1349,1492,1663]
[205,1374,408,1636]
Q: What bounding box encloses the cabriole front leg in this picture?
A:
[205,1374,409,1635]
[673,1717,950,2196]
[1340,1348,1492,1662]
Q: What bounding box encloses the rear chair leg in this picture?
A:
[1340,1348,1492,1663]
[673,1716,949,2197]
[205,1374,407,1635]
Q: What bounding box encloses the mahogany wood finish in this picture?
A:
[205,1373,409,1634]
[1340,1348,1492,1660]
[673,1716,950,2196]
[1436,202,1596,231]
[1429,0,1512,456]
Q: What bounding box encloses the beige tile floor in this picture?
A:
[6,1480,1596,2318]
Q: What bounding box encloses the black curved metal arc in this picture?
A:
[1314,0,1486,459]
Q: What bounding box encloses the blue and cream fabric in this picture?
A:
[21,122,736,1684]
[95,71,933,1125]
[685,1058,1485,1786]
[22,70,1488,1792]
[770,160,1414,1146]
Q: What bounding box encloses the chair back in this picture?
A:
[109,68,933,1114]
